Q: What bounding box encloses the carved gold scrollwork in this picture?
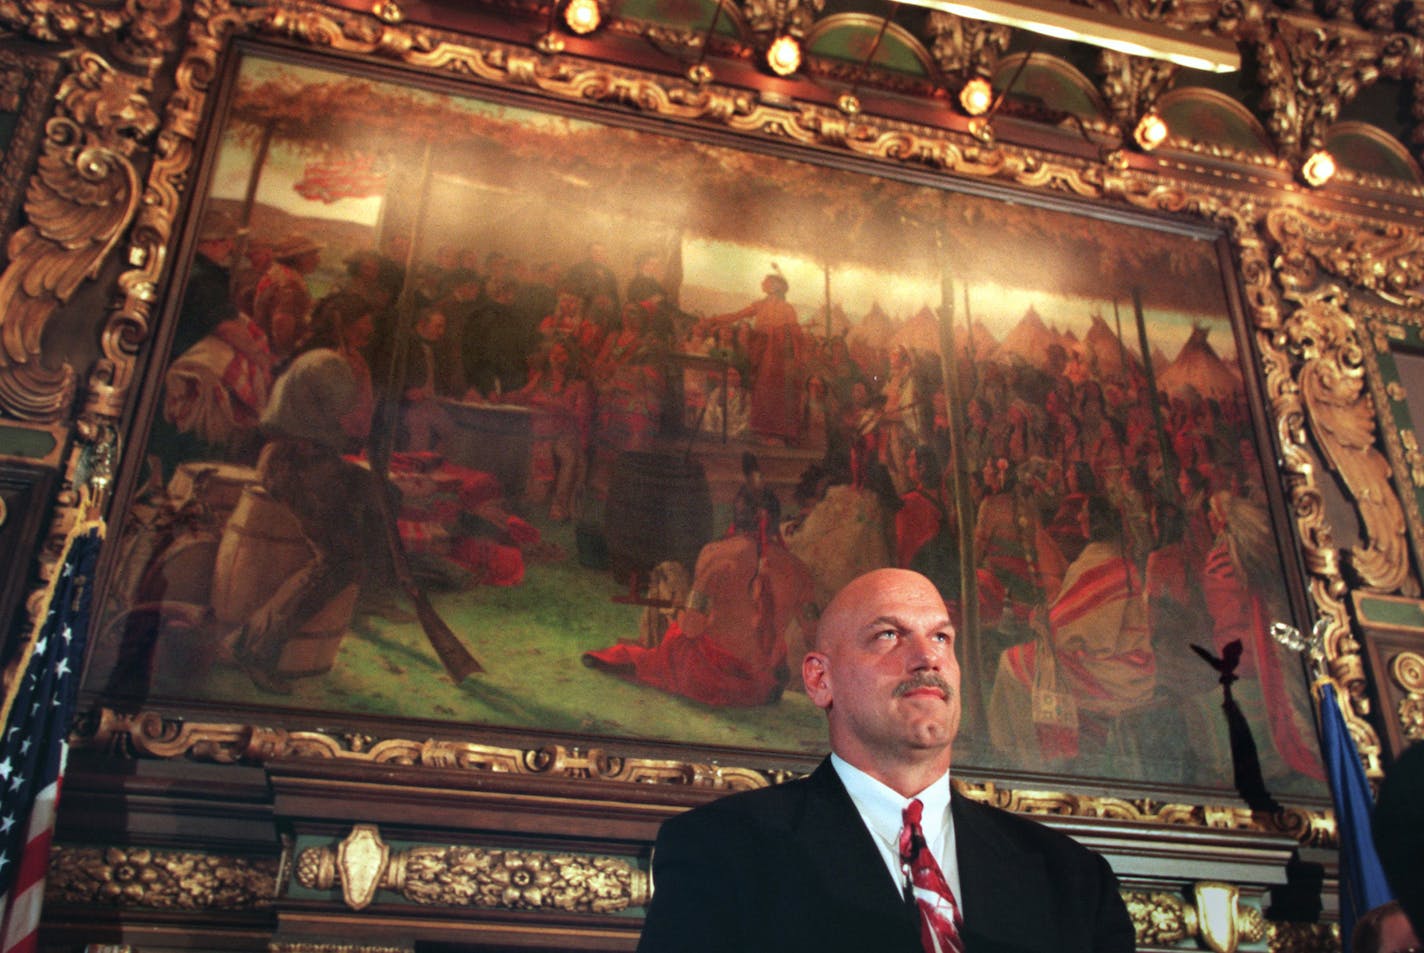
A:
[1253,16,1383,158]
[1123,890,1196,947]
[1390,650,1424,740]
[923,11,1010,79]
[1266,207,1414,599]
[46,844,279,908]
[1268,920,1340,953]
[741,0,823,42]
[296,825,650,914]
[0,50,156,422]
[1096,50,1177,137]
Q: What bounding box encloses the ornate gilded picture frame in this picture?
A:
[81,37,1328,807]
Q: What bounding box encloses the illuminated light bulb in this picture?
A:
[765,34,802,76]
[1133,111,1168,151]
[564,0,601,34]
[959,77,993,116]
[1301,149,1336,187]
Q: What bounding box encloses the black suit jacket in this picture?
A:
[637,758,1136,953]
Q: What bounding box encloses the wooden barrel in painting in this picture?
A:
[603,450,714,584]
[210,485,357,678]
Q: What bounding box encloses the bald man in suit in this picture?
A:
[637,568,1135,953]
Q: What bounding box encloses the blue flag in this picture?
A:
[0,523,102,953]
[1318,680,1394,951]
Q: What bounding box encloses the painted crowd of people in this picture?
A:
[144,211,1323,793]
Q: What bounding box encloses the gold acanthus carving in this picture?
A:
[1268,921,1340,953]
[296,825,650,914]
[1124,890,1195,947]
[46,844,278,909]
[924,11,1010,79]
[1286,283,1412,597]
[1252,15,1392,158]
[0,49,157,423]
[1391,650,1424,740]
[0,1,126,43]
[77,707,1337,847]
[1264,206,1417,599]
[1096,50,1177,136]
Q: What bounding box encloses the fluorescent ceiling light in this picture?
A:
[899,0,1241,72]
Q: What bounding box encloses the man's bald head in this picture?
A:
[803,569,961,794]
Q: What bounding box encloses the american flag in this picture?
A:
[0,523,102,953]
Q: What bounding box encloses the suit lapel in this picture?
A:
[795,760,916,932]
[953,794,1055,953]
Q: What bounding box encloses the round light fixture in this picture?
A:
[564,0,602,34]
[765,34,802,77]
[1301,149,1336,188]
[1133,111,1168,151]
[958,77,993,117]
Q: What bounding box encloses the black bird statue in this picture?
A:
[1191,639,1281,813]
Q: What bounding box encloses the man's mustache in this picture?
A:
[893,673,955,700]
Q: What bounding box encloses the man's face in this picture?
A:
[804,570,961,779]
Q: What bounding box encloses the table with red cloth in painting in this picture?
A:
[377,451,537,586]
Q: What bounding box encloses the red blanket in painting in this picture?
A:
[584,534,815,707]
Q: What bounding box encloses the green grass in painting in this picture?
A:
[199,519,830,755]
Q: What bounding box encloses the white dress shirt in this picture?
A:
[830,753,964,911]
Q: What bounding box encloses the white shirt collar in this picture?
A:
[830,753,960,905]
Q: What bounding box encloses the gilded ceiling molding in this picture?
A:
[1390,649,1424,741]
[77,707,1337,846]
[296,824,650,913]
[46,844,279,909]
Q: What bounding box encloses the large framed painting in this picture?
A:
[84,41,1326,804]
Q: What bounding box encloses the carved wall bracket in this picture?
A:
[296,825,650,914]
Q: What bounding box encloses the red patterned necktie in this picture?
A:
[899,798,965,953]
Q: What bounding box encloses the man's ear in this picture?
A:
[803,652,832,710]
